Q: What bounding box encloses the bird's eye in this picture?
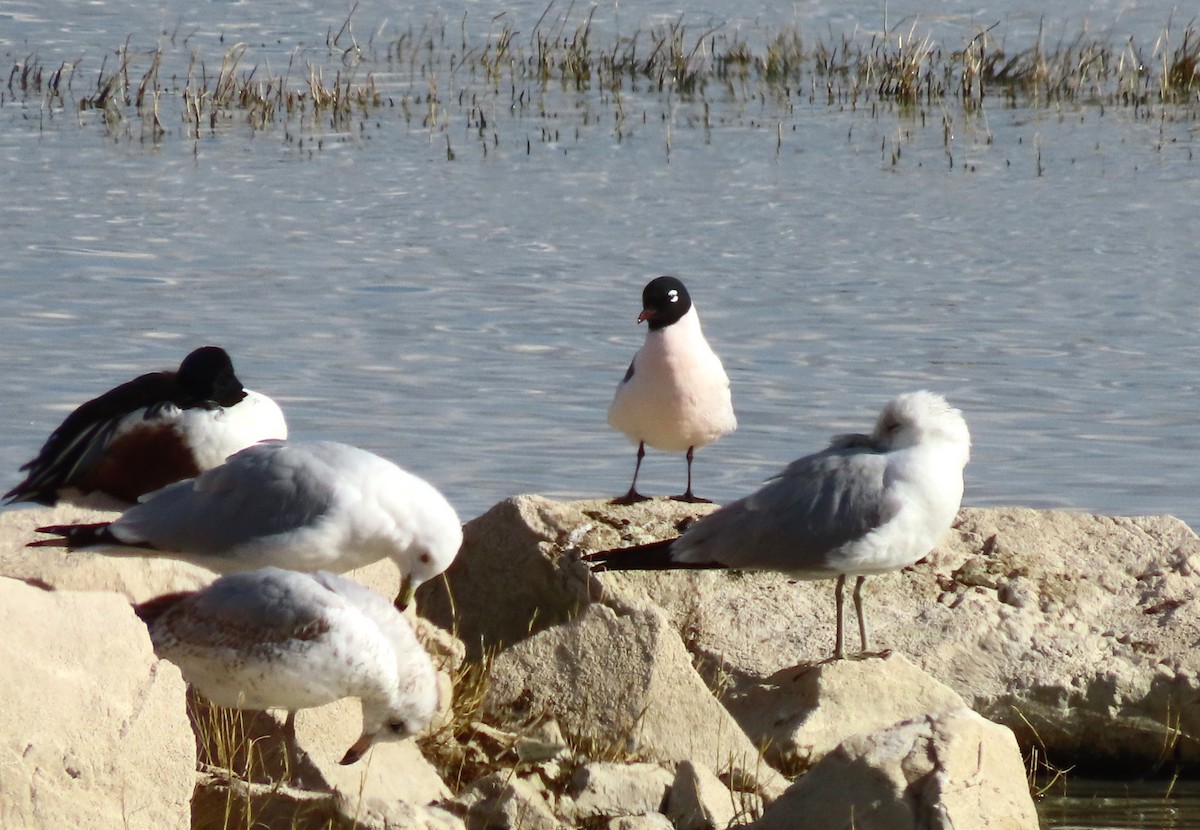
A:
[388,720,408,734]
[418,553,432,564]
[667,290,679,302]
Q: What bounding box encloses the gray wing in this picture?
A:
[113,441,337,555]
[150,568,333,651]
[672,446,890,575]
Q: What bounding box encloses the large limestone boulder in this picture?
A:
[0,577,194,829]
[750,708,1038,830]
[721,652,968,774]
[418,495,715,658]
[483,602,788,798]
[429,495,1200,770]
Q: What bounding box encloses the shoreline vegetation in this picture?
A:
[2,5,1199,150]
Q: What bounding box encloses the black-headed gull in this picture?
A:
[608,276,736,504]
[31,440,462,608]
[587,391,971,659]
[134,567,439,765]
[5,346,287,507]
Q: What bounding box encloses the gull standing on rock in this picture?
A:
[587,391,971,659]
[30,440,462,609]
[608,276,736,504]
[134,567,439,765]
[4,346,287,507]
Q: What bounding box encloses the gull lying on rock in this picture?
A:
[608,276,736,505]
[587,391,971,659]
[134,567,439,765]
[30,440,462,609]
[5,346,287,507]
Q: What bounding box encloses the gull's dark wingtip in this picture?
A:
[29,522,117,550]
[583,538,693,572]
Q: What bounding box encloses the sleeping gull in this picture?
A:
[5,345,287,507]
[586,391,970,659]
[608,276,736,504]
[31,440,462,608]
[134,567,439,765]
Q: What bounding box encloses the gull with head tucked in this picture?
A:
[608,276,736,505]
[134,567,439,765]
[587,391,971,660]
[31,440,462,609]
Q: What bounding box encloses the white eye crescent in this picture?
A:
[667,290,679,302]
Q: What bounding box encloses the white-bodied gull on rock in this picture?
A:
[588,391,970,659]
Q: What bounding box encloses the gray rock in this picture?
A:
[567,761,674,819]
[418,495,717,658]
[456,772,561,830]
[192,774,465,830]
[567,498,1200,771]
[0,577,194,830]
[607,815,675,830]
[667,760,754,830]
[749,708,1038,830]
[721,652,967,775]
[484,602,788,798]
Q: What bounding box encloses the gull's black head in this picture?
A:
[176,346,247,407]
[638,276,692,332]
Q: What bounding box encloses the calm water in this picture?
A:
[2,2,1200,824]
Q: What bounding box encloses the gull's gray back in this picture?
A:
[114,441,338,555]
[672,447,890,575]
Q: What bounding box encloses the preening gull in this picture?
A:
[5,346,287,507]
[134,567,439,764]
[587,391,971,659]
[608,276,736,504]
[31,440,462,608]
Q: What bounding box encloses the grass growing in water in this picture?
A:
[4,6,1198,153]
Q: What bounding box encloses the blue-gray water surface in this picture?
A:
[3,2,1200,825]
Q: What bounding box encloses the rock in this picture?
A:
[188,694,450,805]
[667,760,751,830]
[456,772,561,830]
[567,762,673,819]
[483,602,788,798]
[749,708,1038,830]
[544,497,1200,772]
[418,495,717,658]
[0,577,194,829]
[192,773,466,830]
[721,652,967,775]
[607,815,675,830]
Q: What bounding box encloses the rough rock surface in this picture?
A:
[566,762,674,819]
[424,494,1200,771]
[456,772,561,830]
[750,708,1039,830]
[0,576,194,830]
[722,652,967,774]
[419,495,714,658]
[483,602,788,797]
[192,774,466,830]
[667,760,749,830]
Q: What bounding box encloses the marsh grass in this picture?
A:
[5,4,1200,151]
